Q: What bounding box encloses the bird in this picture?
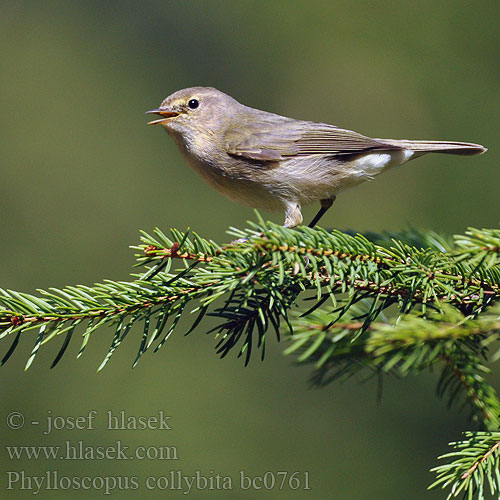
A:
[147,87,486,228]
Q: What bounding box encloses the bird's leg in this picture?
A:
[283,202,303,228]
[308,196,336,228]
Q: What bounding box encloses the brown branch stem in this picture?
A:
[461,438,500,479]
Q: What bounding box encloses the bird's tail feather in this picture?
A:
[384,139,487,156]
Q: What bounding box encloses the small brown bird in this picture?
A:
[147,87,486,228]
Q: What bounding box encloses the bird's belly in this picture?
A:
[179,151,285,211]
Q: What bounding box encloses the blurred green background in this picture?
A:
[1,1,498,498]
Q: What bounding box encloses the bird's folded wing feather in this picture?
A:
[225,118,401,162]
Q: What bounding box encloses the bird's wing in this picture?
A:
[225,118,401,162]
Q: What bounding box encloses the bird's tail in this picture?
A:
[383,139,487,156]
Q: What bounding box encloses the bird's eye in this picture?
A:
[188,98,199,109]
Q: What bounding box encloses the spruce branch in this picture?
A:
[1,218,500,499]
[430,431,500,500]
[1,219,499,371]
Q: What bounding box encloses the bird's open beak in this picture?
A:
[146,109,180,125]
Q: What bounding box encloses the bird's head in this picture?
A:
[147,87,240,138]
